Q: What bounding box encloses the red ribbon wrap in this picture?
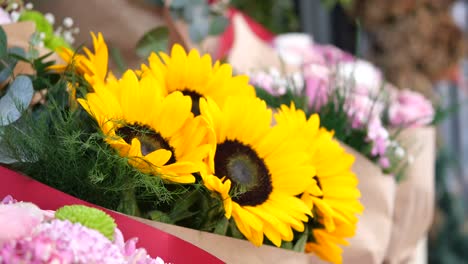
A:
[0,166,223,264]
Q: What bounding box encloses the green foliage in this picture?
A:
[321,0,353,9]
[135,27,169,58]
[143,1,229,45]
[56,205,117,241]
[254,86,308,112]
[429,148,468,264]
[0,75,34,126]
[230,0,299,34]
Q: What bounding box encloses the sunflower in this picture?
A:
[274,104,364,264]
[77,70,214,184]
[199,96,318,247]
[49,32,110,85]
[139,44,255,115]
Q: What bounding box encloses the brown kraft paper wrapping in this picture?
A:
[2,22,36,77]
[151,9,420,263]
[384,126,435,264]
[340,144,397,264]
[126,142,396,264]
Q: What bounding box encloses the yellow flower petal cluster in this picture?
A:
[78,70,213,184]
[49,32,110,86]
[64,32,363,263]
[275,104,364,264]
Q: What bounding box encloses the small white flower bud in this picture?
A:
[10,11,20,22]
[45,13,55,25]
[63,17,73,28]
[25,3,33,10]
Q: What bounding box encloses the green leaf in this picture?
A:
[170,0,189,8]
[149,210,174,224]
[135,27,169,58]
[0,26,7,58]
[209,15,229,36]
[0,76,34,126]
[109,47,128,75]
[213,217,229,236]
[292,226,309,252]
[189,19,209,44]
[55,205,117,241]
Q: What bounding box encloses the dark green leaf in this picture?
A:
[209,15,229,36]
[0,26,7,58]
[135,27,169,58]
[213,217,229,236]
[149,210,174,224]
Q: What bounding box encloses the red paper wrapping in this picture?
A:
[0,166,223,264]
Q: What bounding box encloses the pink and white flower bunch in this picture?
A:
[0,196,165,264]
[251,33,435,173]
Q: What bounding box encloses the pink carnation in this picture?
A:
[388,89,434,128]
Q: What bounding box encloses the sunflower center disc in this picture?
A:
[182,89,203,116]
[215,140,273,206]
[116,124,176,163]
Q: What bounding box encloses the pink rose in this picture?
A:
[0,202,45,245]
[388,89,434,128]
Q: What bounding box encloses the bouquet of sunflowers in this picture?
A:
[0,22,363,264]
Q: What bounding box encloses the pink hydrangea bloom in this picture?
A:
[114,228,164,264]
[0,202,44,246]
[388,89,434,128]
[1,220,127,263]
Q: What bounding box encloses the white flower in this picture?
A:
[25,2,34,10]
[63,17,73,28]
[10,11,20,22]
[11,3,19,10]
[395,146,405,158]
[45,13,55,25]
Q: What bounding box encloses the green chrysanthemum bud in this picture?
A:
[55,205,117,241]
[45,35,71,51]
[18,11,53,37]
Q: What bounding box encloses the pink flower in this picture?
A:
[366,117,390,157]
[304,63,331,110]
[273,33,321,66]
[337,59,384,97]
[1,220,127,263]
[314,45,354,65]
[388,89,434,128]
[0,8,11,25]
[0,202,44,246]
[114,228,165,264]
